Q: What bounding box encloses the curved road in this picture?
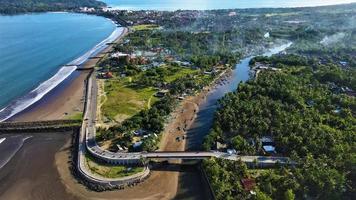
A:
[79,74,294,167]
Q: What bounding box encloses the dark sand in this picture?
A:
[11,71,89,122]
[0,132,77,200]
[2,25,212,199]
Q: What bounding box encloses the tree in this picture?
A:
[284,189,295,200]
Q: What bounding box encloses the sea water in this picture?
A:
[0,13,120,121]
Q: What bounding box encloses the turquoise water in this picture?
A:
[0,13,119,121]
[103,0,356,10]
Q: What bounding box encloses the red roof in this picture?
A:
[105,72,113,78]
[241,178,256,191]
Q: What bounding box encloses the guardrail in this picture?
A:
[76,74,150,190]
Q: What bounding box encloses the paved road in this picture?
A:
[79,75,294,166]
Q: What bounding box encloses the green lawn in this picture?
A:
[163,67,198,83]
[102,78,158,122]
[67,112,83,120]
[132,24,160,31]
[86,154,144,178]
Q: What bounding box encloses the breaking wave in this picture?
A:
[0,25,123,122]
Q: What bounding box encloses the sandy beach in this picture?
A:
[53,86,214,200]
[0,132,77,200]
[2,23,217,199]
[10,27,128,122]
[11,66,223,200]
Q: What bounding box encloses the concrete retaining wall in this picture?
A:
[199,164,217,200]
[0,120,81,133]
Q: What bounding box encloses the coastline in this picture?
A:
[52,42,288,200]
[8,26,128,122]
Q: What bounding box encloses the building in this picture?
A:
[155,90,169,98]
[241,178,256,191]
[261,136,277,155]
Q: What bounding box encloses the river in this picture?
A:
[173,43,293,199]
[186,42,292,150]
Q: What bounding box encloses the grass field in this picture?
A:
[102,78,158,122]
[86,153,144,178]
[132,24,160,31]
[67,112,83,120]
[163,67,198,83]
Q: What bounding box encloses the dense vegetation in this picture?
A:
[98,95,177,151]
[203,54,355,199]
[0,0,105,14]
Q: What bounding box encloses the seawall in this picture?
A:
[0,120,81,133]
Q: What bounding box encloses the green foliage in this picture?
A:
[284,189,295,200]
[102,79,158,121]
[204,54,355,199]
[0,0,105,14]
[203,158,249,200]
[85,153,144,178]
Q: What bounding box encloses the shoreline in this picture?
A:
[7,26,128,122]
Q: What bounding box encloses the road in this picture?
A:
[75,37,295,185]
[79,75,294,166]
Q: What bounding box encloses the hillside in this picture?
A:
[0,0,105,14]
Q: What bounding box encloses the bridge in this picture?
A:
[81,74,294,166]
[74,27,295,188]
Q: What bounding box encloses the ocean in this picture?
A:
[0,12,120,121]
[102,0,356,10]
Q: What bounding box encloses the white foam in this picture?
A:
[0,136,32,170]
[69,27,123,66]
[0,25,124,122]
[0,138,5,144]
[0,66,77,122]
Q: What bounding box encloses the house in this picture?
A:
[105,72,113,79]
[264,32,270,38]
[155,90,169,98]
[241,178,256,191]
[204,71,213,75]
[133,129,146,136]
[133,141,143,149]
[227,149,237,155]
[98,71,114,79]
[263,145,276,154]
[306,100,315,108]
[111,52,129,58]
[339,61,348,67]
[261,136,277,155]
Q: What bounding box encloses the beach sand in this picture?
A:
[11,71,89,122]
[53,88,213,200]
[2,24,216,199]
[0,132,77,200]
[10,27,128,122]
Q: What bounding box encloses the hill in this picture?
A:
[0,0,105,14]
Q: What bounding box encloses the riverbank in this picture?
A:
[9,27,128,122]
[48,44,287,200]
